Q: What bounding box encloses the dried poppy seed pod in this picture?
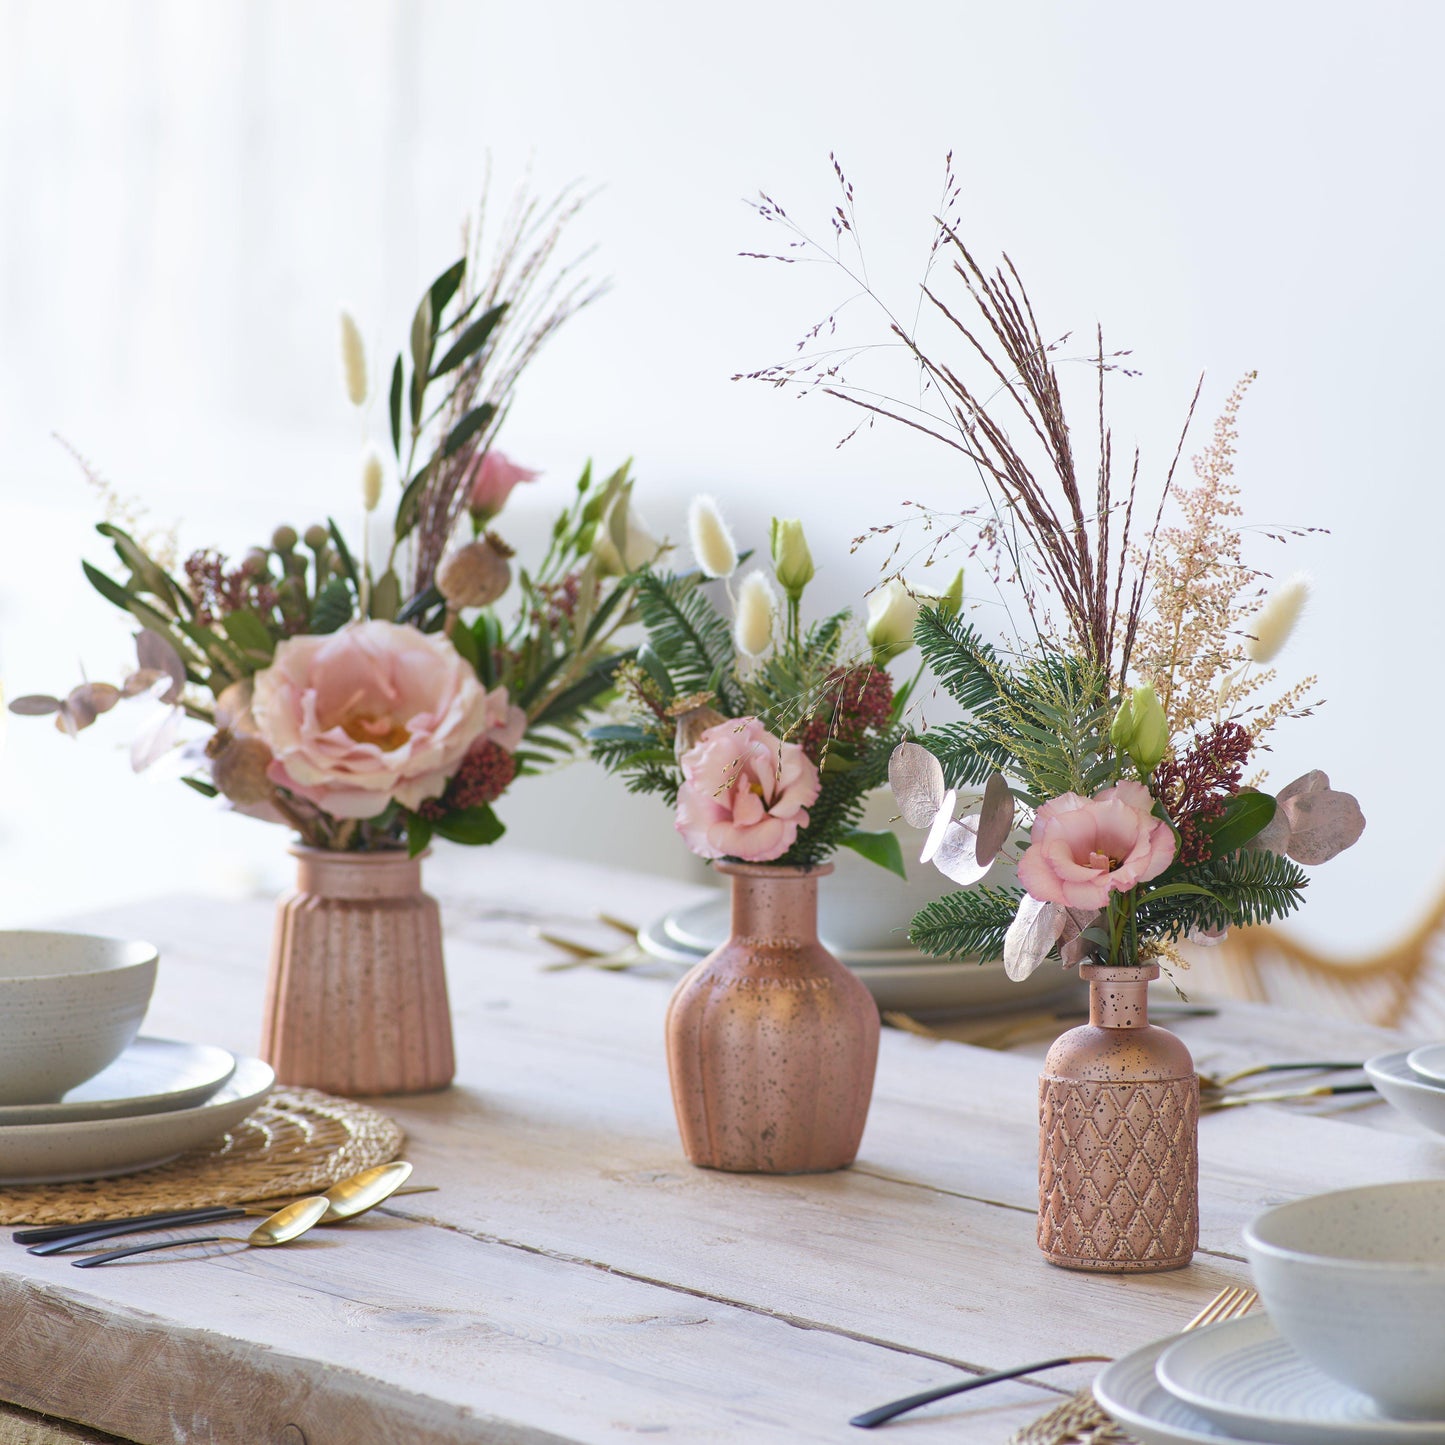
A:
[207,731,275,805]
[673,704,726,763]
[437,539,511,610]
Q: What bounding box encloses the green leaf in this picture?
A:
[449,618,481,674]
[327,518,359,588]
[393,464,430,543]
[388,355,404,459]
[409,292,434,428]
[839,828,907,880]
[311,577,354,634]
[427,257,466,319]
[442,402,496,457]
[1199,791,1277,859]
[430,302,507,379]
[406,813,434,858]
[181,776,220,799]
[469,611,501,688]
[432,803,506,847]
[221,609,275,660]
[82,559,136,613]
[369,569,401,622]
[97,523,187,614]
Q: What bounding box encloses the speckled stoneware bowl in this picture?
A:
[1244,1180,1445,1419]
[0,931,158,1105]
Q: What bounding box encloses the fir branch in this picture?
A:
[909,886,1025,961]
[1136,848,1308,941]
[633,573,744,713]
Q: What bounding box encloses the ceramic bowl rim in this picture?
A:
[0,930,159,985]
[1365,1049,1445,1097]
[1245,1179,1445,1275]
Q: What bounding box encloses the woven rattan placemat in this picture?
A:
[1008,1387,1136,1445]
[0,1087,405,1226]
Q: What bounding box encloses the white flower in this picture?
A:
[339,310,368,407]
[687,495,738,579]
[866,579,921,662]
[360,444,385,513]
[734,572,778,658]
[1245,572,1310,664]
[593,497,667,576]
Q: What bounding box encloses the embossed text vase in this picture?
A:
[262,846,454,1096]
[664,861,880,1173]
[1037,961,1199,1271]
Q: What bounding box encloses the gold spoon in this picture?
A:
[72,1195,330,1267]
[316,1160,413,1222]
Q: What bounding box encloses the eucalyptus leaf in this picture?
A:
[889,740,947,829]
[976,770,1015,865]
[135,630,186,702]
[931,816,993,886]
[1004,896,1066,981]
[1281,787,1366,865]
[919,789,959,863]
[430,302,507,379]
[839,828,908,880]
[8,694,62,716]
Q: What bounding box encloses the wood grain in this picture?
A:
[1,845,1437,1444]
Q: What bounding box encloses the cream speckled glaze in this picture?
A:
[1244,1180,1445,1419]
[0,931,158,1105]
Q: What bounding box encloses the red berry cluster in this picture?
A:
[184,550,279,628]
[1151,721,1252,866]
[418,740,517,820]
[537,571,582,628]
[797,666,894,763]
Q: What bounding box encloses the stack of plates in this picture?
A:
[1363,1044,1445,1141]
[1095,1314,1445,1444]
[638,895,1087,1018]
[0,1039,274,1186]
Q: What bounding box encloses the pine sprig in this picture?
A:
[1136,848,1308,940]
[915,606,1009,714]
[782,727,899,867]
[909,886,1025,961]
[633,573,744,713]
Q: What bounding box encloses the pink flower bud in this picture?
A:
[466,450,540,523]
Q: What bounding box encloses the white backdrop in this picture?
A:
[0,0,1437,945]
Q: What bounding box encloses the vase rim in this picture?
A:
[711,860,835,880]
[1078,961,1160,982]
[288,844,428,864]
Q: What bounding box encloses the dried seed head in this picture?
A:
[339,310,368,406]
[437,540,512,610]
[688,495,738,579]
[360,444,385,513]
[208,731,276,805]
[1244,572,1310,664]
[734,572,777,658]
[673,704,726,762]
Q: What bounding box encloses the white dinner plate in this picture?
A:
[639,908,1088,1018]
[1365,1049,1445,1139]
[1154,1315,1445,1444]
[1405,1043,1445,1088]
[661,897,935,967]
[1093,1333,1270,1444]
[0,1055,274,1185]
[0,1037,236,1127]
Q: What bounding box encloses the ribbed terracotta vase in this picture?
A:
[665,862,880,1174]
[1037,962,1199,1272]
[261,846,454,1096]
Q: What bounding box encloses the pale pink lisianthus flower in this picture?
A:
[675,717,821,863]
[467,450,540,522]
[1016,779,1176,910]
[252,620,517,820]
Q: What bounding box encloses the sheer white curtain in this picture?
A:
[0,0,1438,943]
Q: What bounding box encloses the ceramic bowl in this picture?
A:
[0,931,158,1105]
[1243,1180,1445,1419]
[1365,1050,1445,1140]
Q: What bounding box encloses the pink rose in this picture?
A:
[1016,779,1176,910]
[467,450,540,522]
[252,619,515,820]
[675,717,821,863]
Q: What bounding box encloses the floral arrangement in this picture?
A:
[12,192,646,856]
[587,498,952,874]
[746,159,1365,974]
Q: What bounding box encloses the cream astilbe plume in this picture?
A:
[1244,572,1310,664]
[339,310,368,407]
[734,572,777,657]
[688,495,738,579]
[360,444,385,513]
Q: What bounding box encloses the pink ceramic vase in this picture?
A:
[664,862,880,1174]
[261,847,454,1096]
[1037,962,1199,1271]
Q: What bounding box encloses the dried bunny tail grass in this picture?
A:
[1243,571,1310,663]
[734,571,778,658]
[360,444,385,513]
[687,495,738,579]
[339,310,368,406]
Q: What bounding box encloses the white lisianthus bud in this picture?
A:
[593,498,667,576]
[769,516,815,601]
[339,310,368,407]
[360,444,385,513]
[866,579,921,663]
[1244,572,1310,664]
[688,495,738,579]
[734,572,778,658]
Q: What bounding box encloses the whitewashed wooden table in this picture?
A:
[1,846,1441,1445]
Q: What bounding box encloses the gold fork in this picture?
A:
[849,1283,1256,1431]
[1004,1284,1259,1445]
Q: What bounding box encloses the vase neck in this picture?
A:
[1079,962,1159,1029]
[717,865,824,944]
[292,847,423,900]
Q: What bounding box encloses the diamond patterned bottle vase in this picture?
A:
[1038,962,1199,1272]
